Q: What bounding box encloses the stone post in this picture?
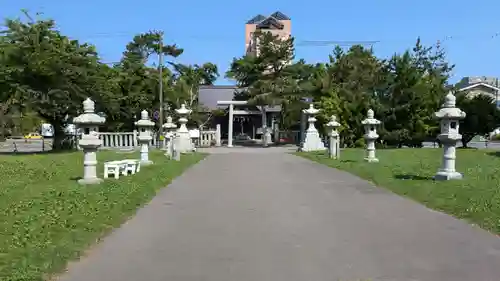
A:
[301,104,326,152]
[215,124,221,147]
[433,92,466,180]
[162,116,177,159]
[175,104,195,152]
[73,98,106,185]
[362,109,381,162]
[172,134,181,161]
[227,104,234,147]
[135,110,155,166]
[325,115,341,159]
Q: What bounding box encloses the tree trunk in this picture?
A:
[461,134,474,148]
[51,123,73,151]
[461,139,468,148]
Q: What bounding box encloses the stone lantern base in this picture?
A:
[364,156,379,163]
[433,171,463,181]
[78,177,104,185]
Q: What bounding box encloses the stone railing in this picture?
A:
[77,127,221,150]
[195,130,216,147]
[98,131,139,149]
[193,125,221,148]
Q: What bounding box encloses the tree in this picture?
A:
[226,31,297,106]
[314,45,384,147]
[1,13,108,149]
[378,39,453,147]
[456,93,500,147]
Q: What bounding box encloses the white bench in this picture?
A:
[104,159,140,179]
[121,159,140,175]
[104,161,127,179]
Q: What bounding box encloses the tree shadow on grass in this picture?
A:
[393,174,433,181]
[69,176,83,181]
[487,151,500,158]
[0,149,75,156]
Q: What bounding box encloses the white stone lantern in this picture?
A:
[175,103,195,153]
[301,104,326,152]
[325,115,341,159]
[362,109,381,163]
[73,98,106,185]
[433,92,466,180]
[162,116,177,159]
[135,110,155,166]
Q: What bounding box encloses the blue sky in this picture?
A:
[2,0,500,85]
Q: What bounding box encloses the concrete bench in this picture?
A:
[121,159,140,175]
[104,161,127,179]
[104,159,141,179]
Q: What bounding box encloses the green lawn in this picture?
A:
[0,150,205,281]
[297,148,500,234]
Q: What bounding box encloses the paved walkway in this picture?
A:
[58,149,500,281]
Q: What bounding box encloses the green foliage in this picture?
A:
[457,93,500,147]
[227,31,464,148]
[0,11,219,147]
[0,151,205,280]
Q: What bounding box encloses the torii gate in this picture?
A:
[216,100,273,147]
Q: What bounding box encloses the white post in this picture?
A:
[133,130,138,148]
[215,124,221,146]
[228,104,234,147]
[261,107,268,147]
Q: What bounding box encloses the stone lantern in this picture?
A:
[301,104,326,152]
[162,116,177,159]
[73,98,106,185]
[362,109,381,163]
[175,103,195,153]
[135,110,155,166]
[325,115,341,159]
[433,92,466,180]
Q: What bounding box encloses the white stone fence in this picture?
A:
[97,131,159,149]
[77,127,221,150]
[193,129,218,147]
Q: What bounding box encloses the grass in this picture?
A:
[0,150,206,281]
[297,148,500,235]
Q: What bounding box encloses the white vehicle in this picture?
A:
[41,123,54,137]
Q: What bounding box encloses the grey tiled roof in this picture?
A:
[198,85,239,110]
[256,17,284,29]
[270,11,290,20]
[197,85,281,112]
[246,14,266,24]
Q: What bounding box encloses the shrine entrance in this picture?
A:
[216,100,281,147]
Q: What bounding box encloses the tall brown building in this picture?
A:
[245,11,291,56]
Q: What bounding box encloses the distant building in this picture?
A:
[456,76,500,107]
[245,11,291,56]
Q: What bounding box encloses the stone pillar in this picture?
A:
[227,104,234,147]
[73,98,106,185]
[175,104,195,153]
[434,93,466,180]
[325,115,341,159]
[135,110,155,166]
[215,124,221,147]
[171,134,181,161]
[301,104,326,152]
[273,119,280,144]
[362,109,381,163]
[162,116,177,158]
[261,107,270,147]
